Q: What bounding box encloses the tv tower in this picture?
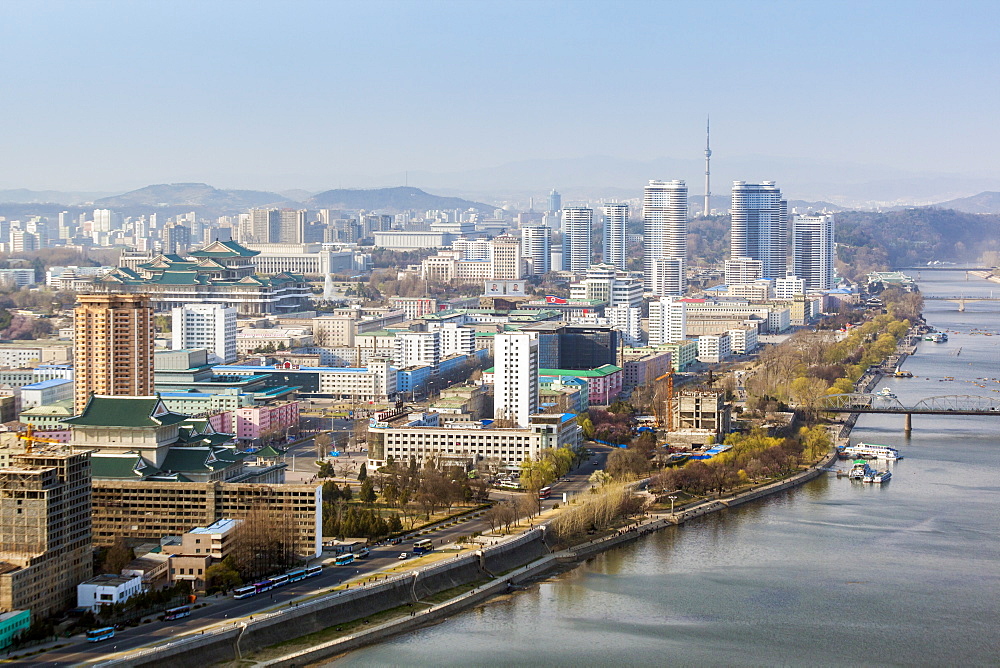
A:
[703,116,712,217]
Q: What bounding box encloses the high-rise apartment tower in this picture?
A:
[602,203,628,271]
[730,181,788,280]
[493,332,539,427]
[521,225,551,276]
[74,293,154,414]
[792,214,835,291]
[561,207,593,273]
[643,180,688,294]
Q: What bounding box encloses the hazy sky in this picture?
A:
[2,0,999,193]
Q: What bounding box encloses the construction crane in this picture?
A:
[16,425,65,454]
[654,371,674,432]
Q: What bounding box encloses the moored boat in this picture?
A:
[862,469,892,483]
[842,442,903,460]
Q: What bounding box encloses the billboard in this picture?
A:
[484,280,527,296]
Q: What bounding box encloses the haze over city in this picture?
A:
[2,0,999,205]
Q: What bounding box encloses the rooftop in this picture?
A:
[81,573,142,587]
[189,518,240,535]
[62,395,190,428]
[21,378,74,390]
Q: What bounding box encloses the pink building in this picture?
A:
[211,401,300,444]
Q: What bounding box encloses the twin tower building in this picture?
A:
[535,180,834,296]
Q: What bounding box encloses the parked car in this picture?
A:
[398,552,409,560]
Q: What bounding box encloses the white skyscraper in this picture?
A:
[395,332,441,370]
[493,332,539,427]
[731,181,788,280]
[792,214,835,291]
[651,257,685,298]
[171,304,237,364]
[521,225,551,276]
[602,203,628,271]
[648,297,687,345]
[561,207,593,272]
[643,180,687,294]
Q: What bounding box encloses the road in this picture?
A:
[18,443,611,666]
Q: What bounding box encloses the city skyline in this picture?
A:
[1,1,998,202]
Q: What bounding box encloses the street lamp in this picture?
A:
[668,495,677,519]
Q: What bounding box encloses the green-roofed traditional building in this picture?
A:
[96,240,309,315]
[63,394,282,484]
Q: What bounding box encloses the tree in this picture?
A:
[229,504,299,581]
[359,478,376,503]
[100,536,134,574]
[314,432,332,462]
[606,448,648,480]
[357,461,368,482]
[205,557,242,594]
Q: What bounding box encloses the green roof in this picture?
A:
[160,447,214,473]
[254,445,285,459]
[91,453,156,479]
[189,240,260,258]
[63,396,191,428]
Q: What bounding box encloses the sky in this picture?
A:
[2,0,999,197]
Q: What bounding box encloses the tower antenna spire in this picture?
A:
[704,115,712,217]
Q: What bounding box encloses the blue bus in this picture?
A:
[305,565,322,578]
[413,539,433,554]
[287,568,307,582]
[86,627,115,642]
[253,579,274,594]
[233,586,256,599]
[334,553,355,566]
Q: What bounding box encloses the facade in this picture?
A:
[537,365,623,405]
[724,256,764,285]
[161,518,240,590]
[216,361,397,401]
[792,214,836,291]
[366,412,581,470]
[0,610,30,650]
[671,390,731,446]
[602,203,628,270]
[657,340,699,372]
[489,234,526,280]
[373,230,454,250]
[395,332,441,370]
[229,401,300,443]
[648,297,687,345]
[561,207,593,272]
[621,349,672,392]
[390,297,438,320]
[493,333,539,427]
[521,225,551,276]
[77,574,145,613]
[172,304,237,364]
[727,327,759,355]
[774,275,806,299]
[569,264,643,308]
[0,450,93,619]
[20,378,73,409]
[246,243,361,276]
[90,480,321,558]
[643,180,687,294]
[697,333,732,363]
[731,181,788,280]
[74,293,154,414]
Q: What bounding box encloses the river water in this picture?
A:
[333,271,1000,667]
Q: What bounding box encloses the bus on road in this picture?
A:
[163,605,191,620]
[233,586,256,599]
[334,553,355,566]
[270,573,289,587]
[86,627,115,642]
[538,486,552,500]
[305,565,323,578]
[286,568,307,582]
[413,538,433,554]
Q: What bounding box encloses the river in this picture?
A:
[332,270,1000,666]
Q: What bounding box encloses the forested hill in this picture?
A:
[835,208,1000,276]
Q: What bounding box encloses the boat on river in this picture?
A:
[862,469,892,483]
[847,460,871,479]
[925,332,948,343]
[842,442,903,460]
[875,388,897,399]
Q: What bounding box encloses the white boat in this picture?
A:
[875,388,896,399]
[842,442,903,460]
[863,469,892,483]
[847,460,871,480]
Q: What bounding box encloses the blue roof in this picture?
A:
[560,412,577,423]
[21,378,73,390]
[705,284,729,292]
[215,365,381,374]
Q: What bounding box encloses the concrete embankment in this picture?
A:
[99,530,548,668]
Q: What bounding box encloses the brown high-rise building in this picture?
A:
[74,293,154,414]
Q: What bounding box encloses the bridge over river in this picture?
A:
[922,295,1000,311]
[822,393,1000,432]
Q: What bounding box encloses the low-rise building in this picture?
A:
[77,574,145,613]
[215,360,396,401]
[367,412,581,471]
[727,327,759,355]
[162,518,240,590]
[621,349,672,392]
[669,390,731,446]
[697,333,732,364]
[0,610,30,650]
[20,378,74,409]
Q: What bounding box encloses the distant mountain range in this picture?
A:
[0,188,114,204]
[930,191,1000,214]
[307,187,492,213]
[93,183,296,209]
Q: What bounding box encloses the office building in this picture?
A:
[648,297,687,345]
[774,275,807,299]
[74,293,154,414]
[725,256,764,286]
[731,181,788,280]
[561,207,593,272]
[521,225,551,276]
[643,180,687,294]
[570,264,643,308]
[493,333,539,427]
[277,209,307,244]
[171,304,238,364]
[395,332,441,370]
[547,189,562,213]
[792,214,836,291]
[602,203,628,270]
[162,222,191,255]
[0,450,93,619]
[246,208,280,244]
[489,234,526,280]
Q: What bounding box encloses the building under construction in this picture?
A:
[0,449,92,619]
[668,390,731,447]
